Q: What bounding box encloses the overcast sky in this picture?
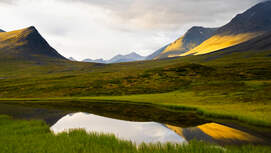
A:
[0,0,265,60]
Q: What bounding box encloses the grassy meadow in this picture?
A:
[0,53,271,128]
[1,115,271,153]
[0,51,271,152]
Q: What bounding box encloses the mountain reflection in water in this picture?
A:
[51,112,264,145]
[50,112,187,145]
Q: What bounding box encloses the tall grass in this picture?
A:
[0,115,270,153]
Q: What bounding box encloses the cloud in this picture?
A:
[64,0,264,31]
[0,0,16,4]
[0,0,266,60]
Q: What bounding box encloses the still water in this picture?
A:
[51,112,187,145]
[0,102,268,145]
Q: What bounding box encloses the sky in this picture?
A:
[0,0,265,60]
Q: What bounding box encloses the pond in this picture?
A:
[0,102,269,145]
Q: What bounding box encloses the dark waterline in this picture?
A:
[0,102,209,127]
[0,103,69,125]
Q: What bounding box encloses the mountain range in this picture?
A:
[82,52,145,63]
[0,1,271,63]
[150,0,271,59]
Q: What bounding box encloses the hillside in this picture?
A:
[153,27,217,59]
[204,30,271,60]
[0,2,271,98]
[145,45,169,60]
[0,26,66,61]
[181,1,271,56]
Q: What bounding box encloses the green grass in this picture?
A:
[1,86,270,137]
[0,50,271,98]
[0,50,271,150]
[0,115,270,153]
[84,91,271,127]
[1,78,270,127]
[0,79,270,131]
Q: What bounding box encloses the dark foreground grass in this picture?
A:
[0,115,271,153]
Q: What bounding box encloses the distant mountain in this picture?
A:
[181,1,271,56]
[83,52,145,63]
[0,29,5,32]
[152,27,217,59]
[83,58,107,63]
[0,26,66,61]
[107,52,145,63]
[68,57,77,61]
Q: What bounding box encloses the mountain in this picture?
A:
[153,27,217,59]
[181,1,271,56]
[107,52,145,63]
[0,29,5,32]
[206,30,271,59]
[83,52,145,63]
[0,26,66,61]
[83,58,107,63]
[145,45,169,60]
[68,57,77,61]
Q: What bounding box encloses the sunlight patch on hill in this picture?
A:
[155,36,186,59]
[0,27,33,48]
[180,33,261,56]
[155,36,199,59]
[162,36,185,54]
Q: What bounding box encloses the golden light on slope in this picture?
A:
[163,36,185,53]
[180,33,262,56]
[154,36,186,59]
[198,123,263,142]
[0,27,32,48]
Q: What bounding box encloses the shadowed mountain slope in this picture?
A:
[181,1,271,56]
[145,45,169,60]
[0,26,66,61]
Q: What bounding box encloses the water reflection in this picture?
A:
[167,123,264,145]
[50,112,264,145]
[50,112,187,145]
[0,103,67,125]
[0,103,268,145]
